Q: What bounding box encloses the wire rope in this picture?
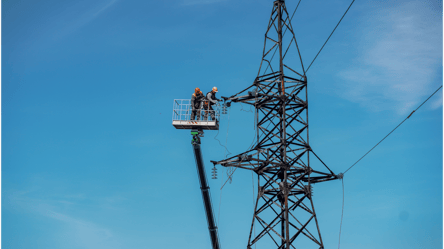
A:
[252,171,256,249]
[338,178,345,249]
[221,107,260,190]
[343,85,442,175]
[336,86,442,248]
[214,104,232,156]
[223,98,259,188]
[218,167,224,225]
[218,105,231,225]
[305,0,356,74]
[240,102,254,113]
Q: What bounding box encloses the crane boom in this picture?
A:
[191,130,221,249]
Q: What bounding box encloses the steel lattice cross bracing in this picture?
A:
[212,0,339,248]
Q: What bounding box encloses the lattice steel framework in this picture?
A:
[212,1,338,248]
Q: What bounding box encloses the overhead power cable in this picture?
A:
[214,104,232,157]
[343,85,443,175]
[291,0,303,20]
[305,0,356,73]
[221,167,237,190]
[338,86,441,248]
[217,105,231,225]
[338,178,345,249]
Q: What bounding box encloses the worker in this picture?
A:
[204,87,221,121]
[191,87,204,121]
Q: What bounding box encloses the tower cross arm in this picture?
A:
[295,168,340,184]
[221,94,262,105]
[210,148,278,173]
[221,71,287,104]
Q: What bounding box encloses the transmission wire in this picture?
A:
[305,0,356,73]
[222,91,260,189]
[343,85,443,175]
[218,105,231,225]
[218,167,224,225]
[335,86,441,247]
[337,178,345,249]
[214,104,232,156]
[221,167,238,190]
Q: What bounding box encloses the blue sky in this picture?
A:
[2,0,442,248]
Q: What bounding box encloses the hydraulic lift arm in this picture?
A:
[191,130,221,249]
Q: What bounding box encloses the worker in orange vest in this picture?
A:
[191,87,204,121]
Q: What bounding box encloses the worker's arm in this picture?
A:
[207,93,218,104]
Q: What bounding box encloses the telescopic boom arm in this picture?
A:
[191,130,221,249]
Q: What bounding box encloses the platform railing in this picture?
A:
[172,99,221,122]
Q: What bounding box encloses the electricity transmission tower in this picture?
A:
[212,1,339,248]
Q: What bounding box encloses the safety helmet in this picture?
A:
[212,86,218,92]
[195,87,201,94]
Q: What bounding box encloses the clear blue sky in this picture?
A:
[2,0,442,248]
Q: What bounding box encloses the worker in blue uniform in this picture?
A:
[204,87,221,121]
[191,87,204,121]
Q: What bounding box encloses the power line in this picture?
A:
[291,0,303,20]
[214,104,232,156]
[305,0,356,73]
[337,86,441,247]
[343,85,443,175]
[338,179,345,249]
[221,167,237,190]
[218,105,231,225]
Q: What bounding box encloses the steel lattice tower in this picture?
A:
[212,1,338,248]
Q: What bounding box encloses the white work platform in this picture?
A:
[172,120,219,130]
[172,99,220,130]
